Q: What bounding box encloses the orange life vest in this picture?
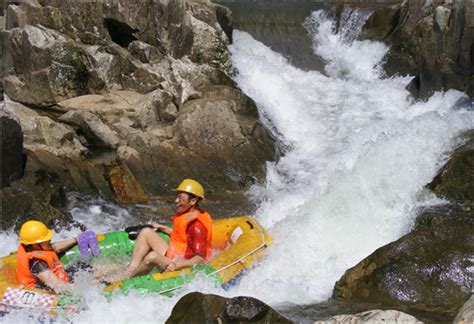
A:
[167,208,213,260]
[16,244,69,288]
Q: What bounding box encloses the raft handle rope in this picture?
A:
[158,219,268,295]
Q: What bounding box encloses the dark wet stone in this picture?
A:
[427,133,474,205]
[1,113,25,188]
[166,292,292,324]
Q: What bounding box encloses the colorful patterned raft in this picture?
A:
[0,216,270,311]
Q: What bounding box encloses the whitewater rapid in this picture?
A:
[225,10,472,304]
[1,9,472,323]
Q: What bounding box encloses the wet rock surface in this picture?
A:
[166,292,292,323]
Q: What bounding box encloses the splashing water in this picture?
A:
[304,10,388,81]
[227,10,473,304]
[1,8,473,322]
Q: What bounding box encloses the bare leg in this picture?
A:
[126,228,169,274]
[105,229,171,282]
[126,251,171,278]
[126,260,154,278]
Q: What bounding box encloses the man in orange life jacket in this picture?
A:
[121,179,213,279]
[16,220,78,293]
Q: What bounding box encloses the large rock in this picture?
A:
[333,207,473,317]
[174,86,274,189]
[120,141,237,196]
[337,0,472,98]
[166,292,292,323]
[427,132,474,205]
[0,109,25,188]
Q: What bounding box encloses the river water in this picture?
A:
[1,7,473,324]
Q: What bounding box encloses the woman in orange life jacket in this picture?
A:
[16,220,78,293]
[119,179,213,280]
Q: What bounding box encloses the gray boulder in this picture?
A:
[128,40,164,64]
[174,86,275,189]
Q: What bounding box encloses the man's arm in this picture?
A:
[52,238,77,253]
[152,223,173,235]
[36,270,71,293]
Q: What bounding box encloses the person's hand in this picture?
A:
[165,261,178,272]
[152,223,172,234]
[152,223,164,231]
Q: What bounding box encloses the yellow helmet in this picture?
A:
[173,179,205,199]
[19,220,53,245]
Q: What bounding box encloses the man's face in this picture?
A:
[175,192,196,214]
[38,240,53,251]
